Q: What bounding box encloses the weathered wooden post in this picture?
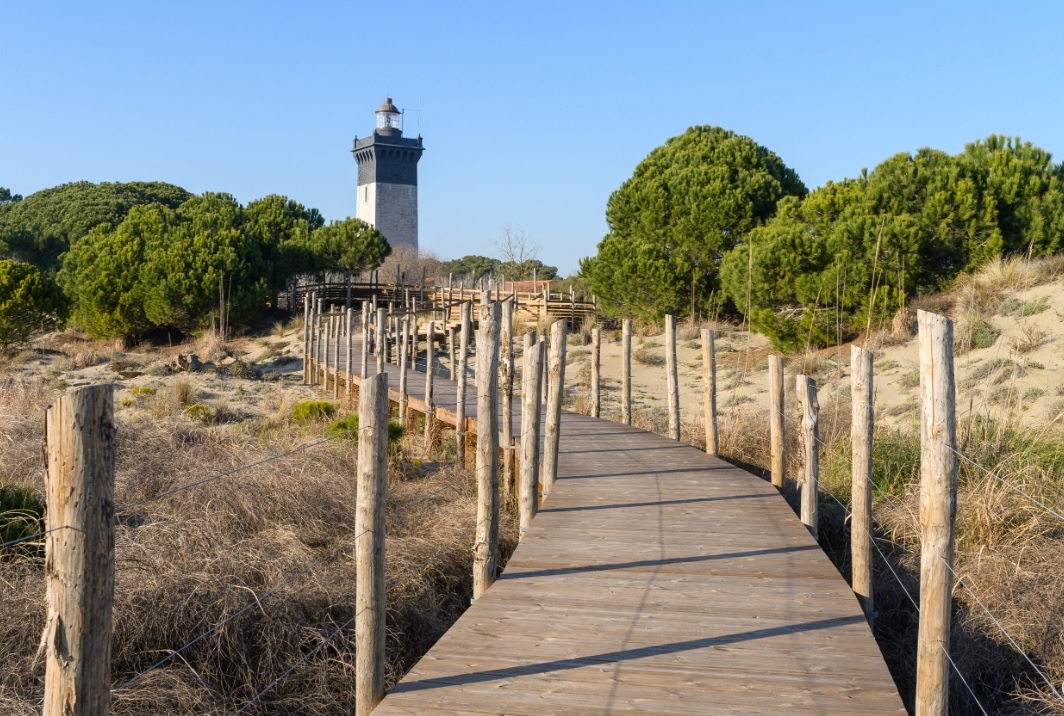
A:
[399,316,409,425]
[355,372,388,716]
[456,301,471,468]
[323,314,332,392]
[850,345,875,617]
[542,319,567,496]
[303,295,311,384]
[500,299,514,502]
[665,314,680,440]
[360,301,370,378]
[424,321,435,450]
[701,329,718,456]
[375,308,386,375]
[332,314,341,399]
[410,315,418,370]
[797,374,819,538]
[318,314,327,386]
[448,325,456,382]
[473,301,500,601]
[590,327,601,418]
[621,319,632,425]
[310,305,319,385]
[345,307,354,399]
[915,310,957,716]
[769,354,785,488]
[42,385,115,716]
[520,331,543,533]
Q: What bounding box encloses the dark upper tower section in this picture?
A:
[351,97,425,186]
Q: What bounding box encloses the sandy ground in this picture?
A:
[568,279,1064,432]
[6,273,1062,434]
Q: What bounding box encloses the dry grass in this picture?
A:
[0,373,515,714]
[1009,324,1052,354]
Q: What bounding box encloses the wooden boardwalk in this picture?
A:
[316,341,905,714]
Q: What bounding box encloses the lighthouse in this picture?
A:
[352,97,425,252]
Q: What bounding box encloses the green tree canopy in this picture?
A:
[0,181,191,270]
[311,217,391,276]
[581,126,806,320]
[244,194,324,298]
[142,193,270,332]
[0,260,67,349]
[444,255,500,282]
[719,135,1064,351]
[0,188,22,204]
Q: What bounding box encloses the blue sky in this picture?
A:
[4,1,1063,274]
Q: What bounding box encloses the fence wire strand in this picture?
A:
[819,482,990,713]
[945,443,1064,523]
[116,437,338,514]
[942,558,1064,703]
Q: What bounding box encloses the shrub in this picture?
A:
[1009,324,1050,354]
[0,260,67,350]
[184,403,214,423]
[999,295,1049,317]
[291,400,336,422]
[326,414,404,445]
[633,345,664,366]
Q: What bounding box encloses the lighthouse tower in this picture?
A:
[352,98,425,252]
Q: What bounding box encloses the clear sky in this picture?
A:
[4,1,1063,275]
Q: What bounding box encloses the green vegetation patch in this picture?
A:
[291,400,337,422]
[1000,295,1049,317]
[184,403,214,424]
[326,413,404,445]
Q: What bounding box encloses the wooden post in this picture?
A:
[355,372,388,716]
[851,345,874,617]
[520,332,543,533]
[590,327,600,418]
[473,301,500,600]
[500,299,514,503]
[456,302,471,468]
[424,321,435,450]
[318,315,327,386]
[332,314,341,399]
[345,308,354,400]
[701,329,718,456]
[399,316,409,425]
[375,308,386,375]
[303,295,311,384]
[621,319,632,425]
[915,310,957,716]
[665,314,680,441]
[769,354,785,488]
[448,325,456,382]
[410,315,418,370]
[542,319,567,496]
[797,374,819,539]
[42,385,116,716]
[324,315,332,392]
[310,305,319,385]
[361,301,370,378]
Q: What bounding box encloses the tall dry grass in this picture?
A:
[0,378,514,714]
